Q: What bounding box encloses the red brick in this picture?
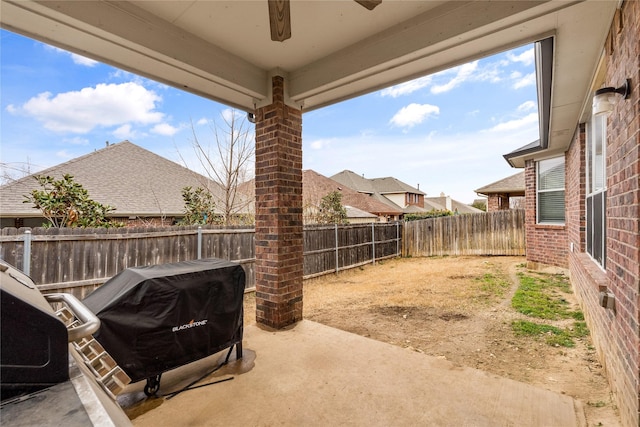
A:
[254,76,304,329]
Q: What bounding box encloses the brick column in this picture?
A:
[254,76,303,329]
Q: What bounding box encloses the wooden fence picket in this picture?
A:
[0,210,524,298]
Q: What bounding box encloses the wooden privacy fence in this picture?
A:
[0,211,524,298]
[304,222,402,278]
[0,222,402,298]
[402,209,525,257]
[0,225,255,299]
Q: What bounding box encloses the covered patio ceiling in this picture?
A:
[1,0,617,163]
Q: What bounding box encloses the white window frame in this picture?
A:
[536,156,566,224]
[586,114,607,269]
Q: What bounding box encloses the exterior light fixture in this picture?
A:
[593,78,631,115]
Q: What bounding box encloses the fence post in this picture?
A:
[396,221,400,256]
[23,230,32,276]
[371,223,376,265]
[197,226,202,259]
[335,223,339,274]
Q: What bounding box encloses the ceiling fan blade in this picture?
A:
[354,0,382,11]
[268,0,291,42]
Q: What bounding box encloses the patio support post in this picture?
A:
[253,75,304,329]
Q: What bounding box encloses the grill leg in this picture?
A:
[144,374,162,396]
[236,342,243,360]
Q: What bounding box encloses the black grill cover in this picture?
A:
[82,258,245,382]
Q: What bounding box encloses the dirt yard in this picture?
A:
[244,255,621,426]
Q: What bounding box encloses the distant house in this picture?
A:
[331,170,482,216]
[331,170,424,218]
[475,172,525,212]
[425,193,484,215]
[302,170,401,224]
[0,141,225,228]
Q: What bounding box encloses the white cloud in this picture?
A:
[517,101,537,112]
[380,76,433,98]
[110,69,136,80]
[389,103,439,128]
[197,118,208,125]
[70,53,99,67]
[431,61,478,94]
[485,112,538,132]
[513,72,536,89]
[473,63,502,84]
[18,82,164,133]
[48,46,99,67]
[151,123,180,136]
[309,138,336,150]
[221,108,240,122]
[113,124,137,140]
[507,48,535,66]
[379,46,534,98]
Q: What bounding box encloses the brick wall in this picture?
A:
[524,160,569,268]
[568,2,640,426]
[565,125,586,254]
[254,76,304,329]
[487,193,510,212]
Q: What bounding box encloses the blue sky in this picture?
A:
[1,29,538,204]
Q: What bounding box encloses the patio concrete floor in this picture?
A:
[120,320,586,427]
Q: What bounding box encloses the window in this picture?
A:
[537,157,565,224]
[586,114,606,268]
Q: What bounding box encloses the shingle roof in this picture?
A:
[451,200,484,214]
[329,170,376,194]
[475,171,525,196]
[303,170,402,216]
[344,206,378,219]
[369,177,425,195]
[0,141,221,217]
[331,170,425,196]
[424,199,447,211]
[331,169,485,214]
[425,196,484,214]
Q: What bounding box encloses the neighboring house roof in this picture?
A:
[426,195,484,214]
[403,205,428,214]
[303,170,402,216]
[451,200,484,214]
[424,199,447,211]
[331,170,424,215]
[0,141,222,218]
[329,170,376,195]
[331,170,425,196]
[344,206,377,219]
[475,172,525,196]
[369,176,425,196]
[331,170,482,215]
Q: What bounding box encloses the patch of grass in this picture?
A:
[510,272,590,347]
[571,321,590,338]
[511,320,587,347]
[476,273,511,297]
[511,272,582,320]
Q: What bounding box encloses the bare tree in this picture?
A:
[181,109,255,226]
[510,196,525,210]
[1,159,34,185]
